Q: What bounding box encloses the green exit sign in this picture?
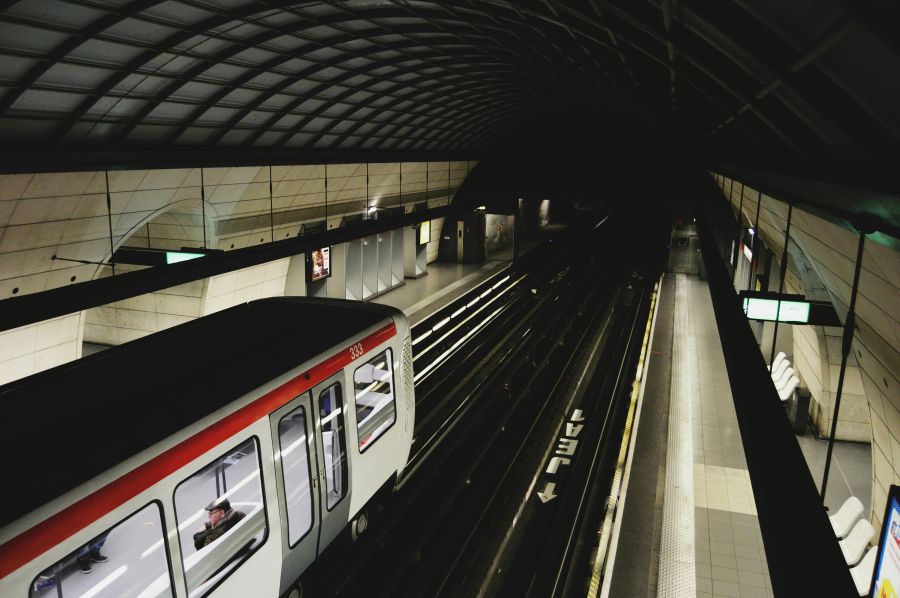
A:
[742,297,811,323]
[165,251,206,264]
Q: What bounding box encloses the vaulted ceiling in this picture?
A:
[0,0,899,196]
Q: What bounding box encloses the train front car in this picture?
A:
[0,297,415,598]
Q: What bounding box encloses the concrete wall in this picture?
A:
[0,314,83,385]
[203,259,291,315]
[0,160,475,379]
[84,276,205,345]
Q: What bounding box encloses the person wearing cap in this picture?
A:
[193,497,246,550]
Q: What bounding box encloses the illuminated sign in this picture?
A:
[742,297,811,323]
[165,251,205,264]
[418,221,431,245]
[740,291,841,327]
[114,246,221,266]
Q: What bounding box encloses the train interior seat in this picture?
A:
[185,502,266,596]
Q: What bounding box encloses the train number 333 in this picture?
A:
[349,342,365,359]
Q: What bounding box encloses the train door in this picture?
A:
[312,373,353,553]
[270,392,321,594]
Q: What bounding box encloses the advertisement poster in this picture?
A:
[872,487,900,598]
[309,246,330,282]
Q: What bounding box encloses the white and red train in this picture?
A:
[0,297,415,598]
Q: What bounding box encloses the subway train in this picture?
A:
[0,297,415,598]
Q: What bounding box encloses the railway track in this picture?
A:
[305,207,666,598]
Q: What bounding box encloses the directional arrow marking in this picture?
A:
[537,482,557,503]
[546,456,571,475]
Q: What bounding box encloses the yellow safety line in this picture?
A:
[587,272,663,598]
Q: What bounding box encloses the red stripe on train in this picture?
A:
[0,322,396,579]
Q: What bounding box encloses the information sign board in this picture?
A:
[871,485,900,598]
[742,297,811,324]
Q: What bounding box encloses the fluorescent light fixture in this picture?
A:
[414,304,503,383]
[321,406,343,426]
[412,329,432,345]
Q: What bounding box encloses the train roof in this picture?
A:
[0,297,400,528]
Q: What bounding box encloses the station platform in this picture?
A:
[604,225,877,598]
[607,228,775,598]
[372,225,563,326]
[372,260,506,326]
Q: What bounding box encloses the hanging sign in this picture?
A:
[738,291,842,327]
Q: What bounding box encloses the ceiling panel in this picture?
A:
[0,0,892,193]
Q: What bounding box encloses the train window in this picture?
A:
[173,437,268,598]
[319,383,348,510]
[29,501,174,598]
[353,349,397,452]
[277,405,314,546]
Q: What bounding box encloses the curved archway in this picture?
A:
[84,199,217,347]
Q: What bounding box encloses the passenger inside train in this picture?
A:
[193,498,246,550]
[31,503,171,597]
[175,438,267,597]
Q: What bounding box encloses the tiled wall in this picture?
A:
[0,171,110,299]
[793,324,824,405]
[859,348,900,532]
[817,327,870,442]
[712,172,900,524]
